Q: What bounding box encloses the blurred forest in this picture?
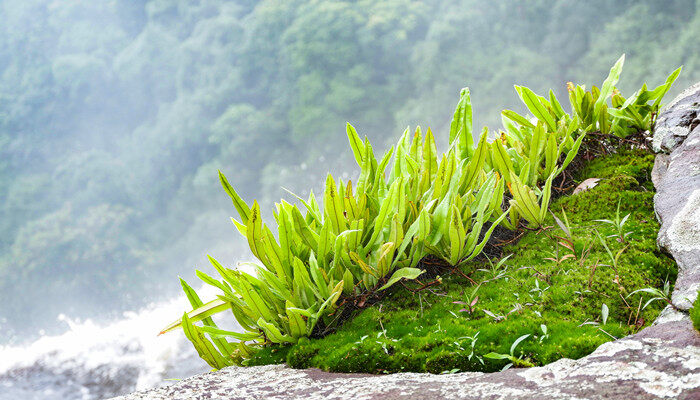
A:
[0,0,698,340]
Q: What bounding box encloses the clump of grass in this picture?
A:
[247,150,677,373]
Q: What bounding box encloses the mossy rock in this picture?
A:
[247,150,677,374]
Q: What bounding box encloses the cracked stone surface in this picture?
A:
[113,85,700,400]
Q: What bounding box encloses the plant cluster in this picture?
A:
[162,55,681,370]
[246,150,676,373]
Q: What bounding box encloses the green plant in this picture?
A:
[422,169,508,266]
[161,90,511,368]
[628,279,676,311]
[478,254,512,282]
[247,150,676,374]
[488,117,583,229]
[565,55,681,137]
[506,171,555,229]
[543,247,574,268]
[484,333,534,370]
[456,331,483,365]
[497,98,584,188]
[453,284,481,315]
[595,230,628,273]
[529,279,550,300]
[551,208,592,264]
[538,324,549,343]
[566,55,626,135]
[606,66,682,136]
[493,54,680,230]
[595,199,633,242]
[579,303,616,340]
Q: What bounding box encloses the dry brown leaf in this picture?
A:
[573,178,601,194]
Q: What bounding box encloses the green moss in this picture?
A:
[691,291,700,332]
[247,150,677,373]
[575,151,655,185]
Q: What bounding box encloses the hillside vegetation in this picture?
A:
[1,0,698,339]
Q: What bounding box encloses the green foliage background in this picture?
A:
[0,0,698,340]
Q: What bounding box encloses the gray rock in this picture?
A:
[653,83,700,310]
[653,81,700,153]
[111,318,700,400]
[112,85,700,400]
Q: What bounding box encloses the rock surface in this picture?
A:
[653,81,700,154]
[113,85,700,400]
[653,83,700,311]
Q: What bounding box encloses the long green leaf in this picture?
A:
[181,313,229,369]
[594,54,625,116]
[449,87,474,158]
[160,298,231,335]
[515,86,556,131]
[346,122,365,166]
[379,267,424,290]
[502,110,535,129]
[219,171,251,225]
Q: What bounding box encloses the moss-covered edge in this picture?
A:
[246,150,677,373]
